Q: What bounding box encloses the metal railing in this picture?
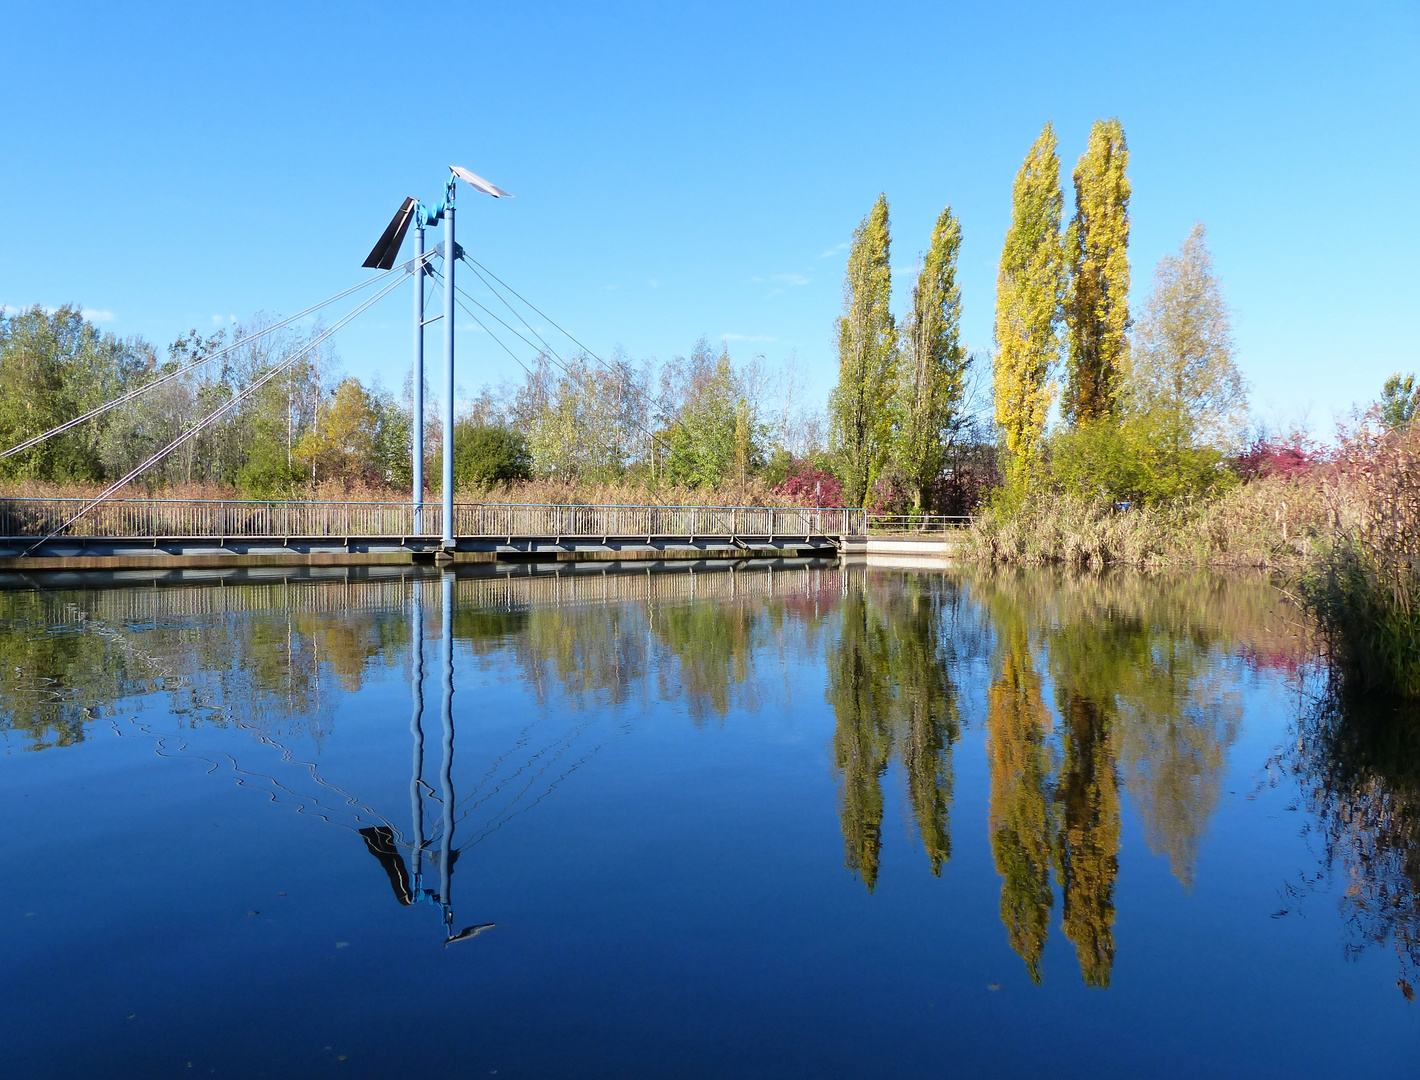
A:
[866,513,973,535]
[0,498,868,541]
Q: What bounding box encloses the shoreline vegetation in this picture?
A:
[2,117,1415,693]
[968,420,1420,699]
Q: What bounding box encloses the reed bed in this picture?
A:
[0,476,813,509]
[1301,429,1420,697]
[967,476,1330,572]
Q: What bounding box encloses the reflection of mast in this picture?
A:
[439,571,457,936]
[361,570,492,945]
[409,582,426,896]
[434,570,493,946]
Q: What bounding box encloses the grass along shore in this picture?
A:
[969,425,1420,698]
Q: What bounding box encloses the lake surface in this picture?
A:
[1,559,1417,1077]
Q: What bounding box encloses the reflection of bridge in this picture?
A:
[0,498,863,570]
[3,557,845,614]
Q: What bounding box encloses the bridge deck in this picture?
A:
[0,499,866,570]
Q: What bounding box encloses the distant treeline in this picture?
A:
[0,117,1287,514]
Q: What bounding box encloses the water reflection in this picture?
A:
[365,573,495,944]
[827,571,963,890]
[5,561,1417,999]
[973,571,1286,985]
[1291,685,1420,999]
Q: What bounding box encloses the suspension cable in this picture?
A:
[441,262,740,500]
[1,258,424,461]
[442,286,670,507]
[21,273,407,554]
[455,256,737,485]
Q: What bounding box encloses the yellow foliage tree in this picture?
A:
[1063,118,1131,425]
[993,124,1064,492]
[295,377,378,485]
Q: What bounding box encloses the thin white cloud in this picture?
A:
[648,278,660,289]
[602,284,618,291]
[818,242,850,259]
[3,304,117,324]
[772,273,808,286]
[764,288,785,299]
[722,333,779,343]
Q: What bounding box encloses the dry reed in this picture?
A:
[0,476,814,508]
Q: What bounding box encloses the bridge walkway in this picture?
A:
[0,499,866,571]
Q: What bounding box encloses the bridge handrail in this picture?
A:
[0,498,868,540]
[866,513,974,534]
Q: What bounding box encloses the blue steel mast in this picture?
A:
[412,221,426,533]
[442,177,457,549]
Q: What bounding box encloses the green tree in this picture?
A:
[452,421,532,489]
[1380,374,1420,432]
[1063,118,1131,425]
[896,206,968,512]
[1128,223,1247,462]
[661,342,764,488]
[368,383,412,489]
[829,194,897,507]
[513,353,648,482]
[0,305,154,482]
[993,125,1065,492]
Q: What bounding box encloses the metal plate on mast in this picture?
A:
[362,197,417,269]
[449,166,513,198]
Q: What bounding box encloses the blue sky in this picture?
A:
[2,1,1415,434]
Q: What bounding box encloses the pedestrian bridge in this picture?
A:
[0,498,867,570]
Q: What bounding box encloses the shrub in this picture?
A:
[452,422,532,490]
[772,460,844,507]
[1047,415,1238,506]
[1234,437,1321,482]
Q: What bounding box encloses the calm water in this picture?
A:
[2,559,1417,1077]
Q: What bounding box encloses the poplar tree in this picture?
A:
[993,125,1064,492]
[896,206,967,513]
[1063,118,1131,425]
[829,194,896,508]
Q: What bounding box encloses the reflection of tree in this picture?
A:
[1045,614,1123,988]
[651,599,761,724]
[0,569,848,755]
[972,569,1278,986]
[1294,687,1420,1000]
[888,579,960,875]
[986,599,1055,983]
[829,588,894,890]
[1114,652,1240,889]
[825,571,964,891]
[0,592,149,749]
[0,587,416,749]
[1051,690,1119,986]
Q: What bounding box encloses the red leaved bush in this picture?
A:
[1235,438,1323,481]
[772,462,845,507]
